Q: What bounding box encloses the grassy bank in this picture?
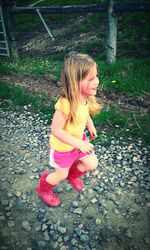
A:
[93,105,150,145]
[0,80,149,146]
[1,57,150,98]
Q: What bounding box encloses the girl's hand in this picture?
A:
[78,141,94,154]
[88,127,97,140]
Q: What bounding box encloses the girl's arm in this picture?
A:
[51,110,94,154]
[87,115,97,140]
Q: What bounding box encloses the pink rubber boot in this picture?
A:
[67,162,87,192]
[36,171,60,207]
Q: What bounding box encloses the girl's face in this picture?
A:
[79,64,99,98]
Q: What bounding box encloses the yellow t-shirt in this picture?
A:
[49,97,89,152]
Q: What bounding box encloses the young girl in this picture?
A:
[36,52,101,206]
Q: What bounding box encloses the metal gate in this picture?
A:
[0,6,10,57]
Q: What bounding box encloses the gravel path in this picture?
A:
[0,100,150,250]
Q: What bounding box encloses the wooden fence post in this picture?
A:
[2,0,19,61]
[106,0,117,64]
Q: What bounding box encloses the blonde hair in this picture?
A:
[61,52,101,123]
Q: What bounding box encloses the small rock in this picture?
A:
[58,226,67,234]
[91,198,97,204]
[73,208,82,215]
[16,191,22,197]
[72,201,78,207]
[41,223,48,232]
[22,221,31,232]
[8,220,15,227]
[119,180,125,187]
[124,229,133,239]
[143,237,150,244]
[38,241,46,248]
[95,218,102,225]
[80,234,89,242]
[43,231,50,241]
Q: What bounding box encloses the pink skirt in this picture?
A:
[48,133,93,169]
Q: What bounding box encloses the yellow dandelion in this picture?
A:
[112,80,116,83]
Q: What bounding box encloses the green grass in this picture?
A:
[92,105,150,145]
[14,0,102,35]
[0,80,149,145]
[1,57,149,98]
[14,15,42,35]
[0,81,55,123]
[97,58,150,97]
[0,57,62,78]
[82,40,104,54]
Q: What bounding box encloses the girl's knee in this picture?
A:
[90,157,98,170]
[80,155,98,171]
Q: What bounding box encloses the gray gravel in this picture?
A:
[0,100,150,250]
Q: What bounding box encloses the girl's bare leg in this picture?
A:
[46,168,69,185]
[78,154,98,172]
